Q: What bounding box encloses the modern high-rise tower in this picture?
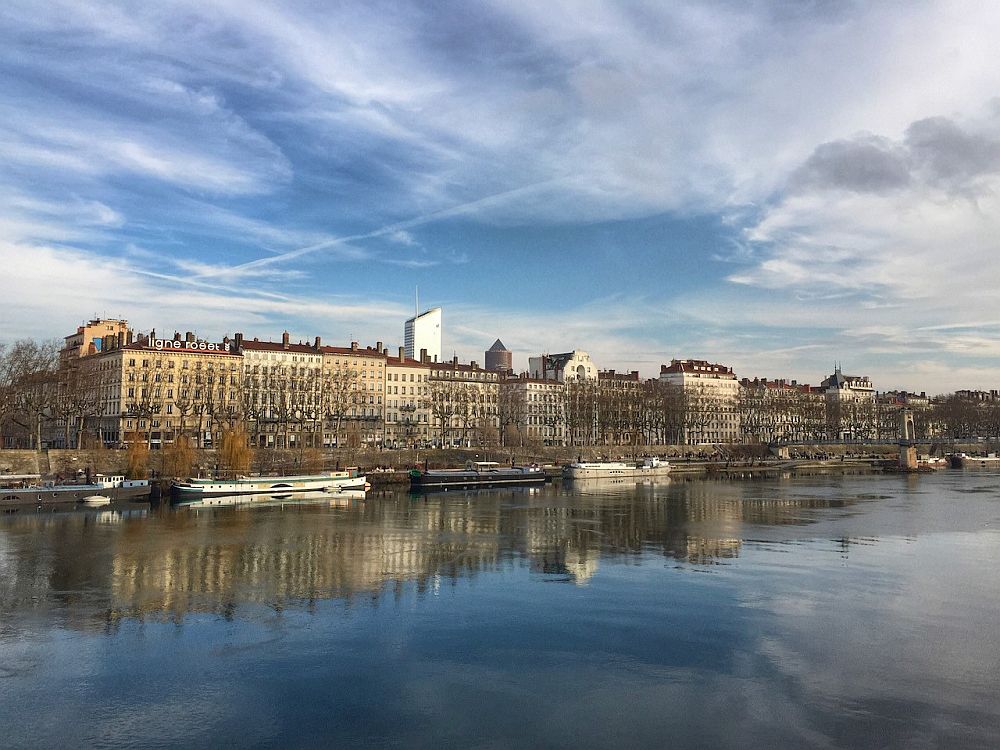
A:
[404,307,441,362]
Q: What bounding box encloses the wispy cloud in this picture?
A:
[4,1,1000,394]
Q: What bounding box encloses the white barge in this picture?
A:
[171,469,367,503]
[562,456,671,480]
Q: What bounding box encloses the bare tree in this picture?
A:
[4,340,60,448]
[564,379,597,447]
[496,380,525,448]
[320,362,363,447]
[55,356,101,448]
[428,377,461,446]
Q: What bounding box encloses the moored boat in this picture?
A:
[409,461,546,490]
[0,475,150,506]
[562,456,671,480]
[171,469,366,503]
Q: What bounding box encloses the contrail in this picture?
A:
[216,178,563,276]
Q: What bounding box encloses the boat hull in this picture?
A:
[563,467,672,479]
[949,454,1000,469]
[0,483,150,506]
[410,469,546,491]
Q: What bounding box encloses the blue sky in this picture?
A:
[3,1,1000,393]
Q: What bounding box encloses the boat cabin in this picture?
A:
[0,473,42,489]
[465,461,501,472]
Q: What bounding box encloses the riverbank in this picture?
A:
[0,442,978,485]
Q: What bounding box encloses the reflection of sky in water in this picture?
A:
[1,472,999,748]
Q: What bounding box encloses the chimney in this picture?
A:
[351,341,359,351]
[151,328,156,341]
[314,335,321,349]
[383,348,388,357]
[282,331,290,350]
[185,331,194,343]
[420,348,427,363]
[173,331,181,341]
[234,332,243,348]
[126,330,133,345]
[471,361,478,370]
[117,331,124,349]
[398,346,405,362]
[376,340,383,352]
[452,355,458,366]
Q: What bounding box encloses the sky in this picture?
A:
[3,0,1000,394]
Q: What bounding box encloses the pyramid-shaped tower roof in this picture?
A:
[489,339,509,352]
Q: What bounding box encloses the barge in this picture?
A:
[562,456,671,480]
[171,469,367,503]
[0,474,150,506]
[409,461,546,491]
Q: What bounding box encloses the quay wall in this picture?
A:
[2,441,985,481]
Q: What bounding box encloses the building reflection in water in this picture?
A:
[0,478,860,629]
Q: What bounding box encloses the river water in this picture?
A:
[1,472,999,748]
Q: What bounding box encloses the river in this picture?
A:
[1,471,998,748]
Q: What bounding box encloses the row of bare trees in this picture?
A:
[427,378,498,448]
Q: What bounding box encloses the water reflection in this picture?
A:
[0,477,885,630]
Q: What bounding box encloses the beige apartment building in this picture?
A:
[88,332,242,448]
[384,348,432,448]
[659,359,741,445]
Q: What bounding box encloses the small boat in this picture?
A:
[409,461,546,491]
[562,456,671,480]
[81,494,111,506]
[171,469,367,503]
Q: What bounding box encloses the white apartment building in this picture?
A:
[820,366,876,440]
[527,350,598,382]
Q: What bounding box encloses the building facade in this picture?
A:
[660,359,741,445]
[384,348,432,448]
[527,350,598,382]
[820,367,877,440]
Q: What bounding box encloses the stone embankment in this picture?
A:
[1,442,974,484]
